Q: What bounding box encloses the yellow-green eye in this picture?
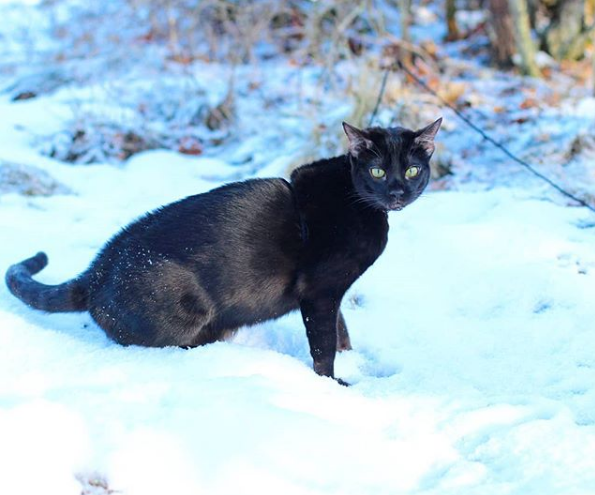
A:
[370,167,386,179]
[405,166,420,179]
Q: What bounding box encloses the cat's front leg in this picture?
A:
[300,298,343,381]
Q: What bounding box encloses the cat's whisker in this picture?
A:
[348,192,382,211]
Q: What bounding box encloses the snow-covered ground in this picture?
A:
[1,1,595,494]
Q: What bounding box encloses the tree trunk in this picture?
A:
[397,0,412,66]
[542,0,586,61]
[488,0,516,67]
[593,30,595,96]
[508,0,541,76]
[591,0,595,94]
[588,0,595,21]
[446,0,460,41]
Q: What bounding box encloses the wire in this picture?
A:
[372,60,595,213]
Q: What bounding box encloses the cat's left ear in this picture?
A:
[343,122,373,157]
[415,118,442,155]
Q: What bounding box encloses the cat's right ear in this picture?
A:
[343,122,373,157]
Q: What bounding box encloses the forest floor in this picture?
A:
[0,1,594,494]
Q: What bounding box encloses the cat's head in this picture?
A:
[343,118,442,211]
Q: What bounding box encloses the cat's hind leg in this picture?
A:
[90,289,215,348]
[337,310,352,352]
[89,261,216,348]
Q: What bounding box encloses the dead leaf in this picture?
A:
[178,136,203,155]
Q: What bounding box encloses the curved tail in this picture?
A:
[5,252,89,312]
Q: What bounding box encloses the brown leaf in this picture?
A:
[519,98,539,110]
[178,136,203,156]
[437,82,466,106]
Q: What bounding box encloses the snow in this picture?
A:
[1,1,595,494]
[2,156,594,494]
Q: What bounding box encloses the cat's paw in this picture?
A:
[335,378,350,387]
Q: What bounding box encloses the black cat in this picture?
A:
[6,119,441,383]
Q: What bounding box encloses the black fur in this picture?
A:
[6,120,441,382]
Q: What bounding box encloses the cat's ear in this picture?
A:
[342,122,373,157]
[415,118,442,155]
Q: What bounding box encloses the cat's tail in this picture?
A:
[5,252,89,312]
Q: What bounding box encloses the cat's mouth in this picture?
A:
[386,200,406,211]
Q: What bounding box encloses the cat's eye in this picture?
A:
[370,167,386,179]
[405,166,420,179]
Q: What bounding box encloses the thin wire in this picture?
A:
[373,60,595,213]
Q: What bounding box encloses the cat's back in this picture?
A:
[103,177,299,253]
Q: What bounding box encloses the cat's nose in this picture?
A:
[389,190,404,200]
